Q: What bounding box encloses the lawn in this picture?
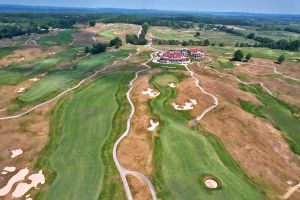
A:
[240,83,300,155]
[148,61,187,71]
[18,49,133,103]
[37,29,77,47]
[150,72,263,200]
[0,46,16,60]
[0,47,81,85]
[41,72,131,200]
[150,27,198,41]
[97,27,122,40]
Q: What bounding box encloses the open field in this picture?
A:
[18,49,132,104]
[37,30,77,47]
[149,27,198,41]
[41,72,132,200]
[149,72,263,200]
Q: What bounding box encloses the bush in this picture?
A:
[89,21,96,27]
[245,53,252,61]
[277,55,285,64]
[232,50,244,61]
[90,43,107,54]
[110,37,122,49]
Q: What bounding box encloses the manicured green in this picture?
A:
[150,72,263,200]
[0,47,81,85]
[38,29,77,47]
[18,49,132,103]
[148,61,186,71]
[97,27,122,40]
[240,83,300,155]
[43,72,131,200]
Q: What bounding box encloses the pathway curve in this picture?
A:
[282,182,300,199]
[113,49,158,200]
[0,58,124,120]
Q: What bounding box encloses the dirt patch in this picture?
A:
[191,63,300,200]
[117,73,155,176]
[73,30,96,46]
[0,47,62,67]
[0,100,53,199]
[127,175,152,200]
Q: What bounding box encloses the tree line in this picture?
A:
[125,22,149,45]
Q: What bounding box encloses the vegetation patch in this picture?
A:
[240,83,300,155]
[148,61,186,71]
[38,29,77,47]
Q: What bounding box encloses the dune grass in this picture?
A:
[38,29,77,47]
[240,83,300,155]
[40,72,131,200]
[18,49,132,104]
[150,72,264,200]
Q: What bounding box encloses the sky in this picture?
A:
[0,0,299,14]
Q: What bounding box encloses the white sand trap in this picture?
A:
[16,88,26,93]
[11,149,23,158]
[225,52,232,55]
[168,83,177,88]
[1,171,8,175]
[287,180,294,185]
[0,168,29,197]
[48,52,56,55]
[173,99,197,110]
[235,63,241,66]
[148,119,159,131]
[205,179,218,189]
[29,77,39,82]
[19,57,25,61]
[3,167,16,172]
[142,88,160,98]
[12,170,45,198]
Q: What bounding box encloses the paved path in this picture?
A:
[282,182,300,199]
[112,49,158,200]
[0,59,123,120]
[205,66,275,97]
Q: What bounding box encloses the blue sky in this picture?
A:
[1,0,299,14]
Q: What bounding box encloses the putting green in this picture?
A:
[97,27,121,40]
[150,72,263,200]
[42,72,131,200]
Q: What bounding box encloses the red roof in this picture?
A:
[190,49,204,53]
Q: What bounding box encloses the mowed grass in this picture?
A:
[38,29,77,47]
[42,72,131,200]
[0,47,81,85]
[150,27,198,41]
[0,46,17,60]
[18,49,132,103]
[150,72,263,200]
[148,61,186,71]
[97,27,122,40]
[240,83,300,155]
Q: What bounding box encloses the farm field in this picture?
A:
[0,7,300,200]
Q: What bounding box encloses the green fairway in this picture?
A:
[38,29,77,47]
[0,46,16,60]
[240,84,300,155]
[18,49,132,103]
[97,27,121,40]
[0,47,81,85]
[150,72,263,200]
[41,72,131,200]
[148,61,186,71]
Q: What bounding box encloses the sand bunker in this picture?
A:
[26,194,32,200]
[168,83,177,88]
[11,149,23,158]
[48,52,56,55]
[0,168,29,196]
[29,78,39,82]
[12,170,45,198]
[147,119,159,131]
[173,99,197,110]
[205,179,218,189]
[142,88,160,98]
[16,88,26,93]
[1,166,16,175]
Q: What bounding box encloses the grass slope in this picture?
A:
[38,29,77,47]
[150,72,263,200]
[97,27,121,40]
[240,83,300,155]
[0,47,81,85]
[18,49,132,104]
[0,46,17,60]
[42,72,131,200]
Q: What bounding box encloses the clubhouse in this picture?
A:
[159,49,204,63]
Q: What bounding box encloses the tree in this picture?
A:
[233,50,244,61]
[203,39,210,46]
[247,33,255,39]
[89,21,96,27]
[245,53,252,61]
[110,37,122,48]
[84,46,90,54]
[195,32,200,37]
[90,43,106,54]
[219,43,224,47]
[277,55,285,64]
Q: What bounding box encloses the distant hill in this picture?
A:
[0,4,299,20]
